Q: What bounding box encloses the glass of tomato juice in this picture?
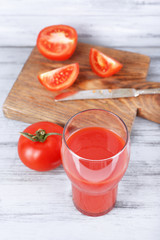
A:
[61,109,130,216]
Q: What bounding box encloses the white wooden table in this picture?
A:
[0,0,160,239]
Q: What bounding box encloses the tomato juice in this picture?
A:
[62,127,129,216]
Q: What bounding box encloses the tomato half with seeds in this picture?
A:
[90,48,123,78]
[37,25,78,61]
[38,63,79,91]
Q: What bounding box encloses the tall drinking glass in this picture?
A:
[61,109,130,216]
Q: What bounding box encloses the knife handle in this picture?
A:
[137,88,160,96]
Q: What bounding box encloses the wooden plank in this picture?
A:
[1,0,160,16]
[0,0,160,48]
[0,46,160,81]
[0,15,160,48]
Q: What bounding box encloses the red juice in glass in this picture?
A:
[61,109,130,216]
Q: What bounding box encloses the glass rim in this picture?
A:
[62,109,129,162]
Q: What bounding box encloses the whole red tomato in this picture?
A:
[18,121,63,171]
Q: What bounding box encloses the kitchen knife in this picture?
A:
[55,88,160,102]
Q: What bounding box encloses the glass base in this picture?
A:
[73,200,116,217]
[72,185,118,217]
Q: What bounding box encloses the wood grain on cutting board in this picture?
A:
[3,42,160,132]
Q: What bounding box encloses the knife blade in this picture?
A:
[54,88,160,102]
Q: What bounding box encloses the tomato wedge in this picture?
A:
[90,48,123,78]
[38,63,79,91]
[37,25,77,61]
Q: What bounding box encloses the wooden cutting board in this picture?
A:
[3,42,160,132]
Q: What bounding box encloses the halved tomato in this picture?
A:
[37,25,77,61]
[38,63,79,91]
[90,48,123,78]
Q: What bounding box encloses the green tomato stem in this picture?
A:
[20,129,62,142]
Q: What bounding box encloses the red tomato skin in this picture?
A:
[37,25,78,61]
[18,122,63,171]
[37,63,79,91]
[89,48,123,78]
